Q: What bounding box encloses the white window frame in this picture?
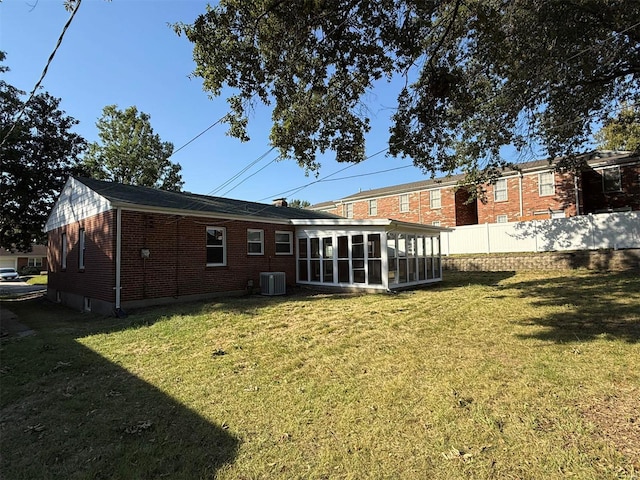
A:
[61,232,67,269]
[28,257,43,267]
[345,202,354,218]
[430,189,441,209]
[496,214,508,223]
[399,194,409,212]
[602,166,622,192]
[206,227,227,266]
[538,171,555,196]
[368,199,378,216]
[79,228,86,269]
[431,221,441,227]
[494,179,508,201]
[275,231,293,255]
[247,229,264,255]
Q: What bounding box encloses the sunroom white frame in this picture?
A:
[292,219,447,291]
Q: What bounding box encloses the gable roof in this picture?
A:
[311,150,638,207]
[45,177,341,232]
[74,177,341,221]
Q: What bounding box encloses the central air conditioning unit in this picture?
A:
[260,272,286,296]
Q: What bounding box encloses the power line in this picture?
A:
[0,0,82,148]
[169,114,229,158]
[220,153,281,197]
[259,147,390,201]
[209,146,276,196]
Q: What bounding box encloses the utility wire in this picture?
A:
[0,0,82,148]
[169,113,229,158]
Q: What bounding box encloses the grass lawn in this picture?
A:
[25,274,48,285]
[1,270,638,479]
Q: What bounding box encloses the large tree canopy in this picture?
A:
[176,0,640,181]
[82,105,184,191]
[595,106,640,152]
[1,53,87,252]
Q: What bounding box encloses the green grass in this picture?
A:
[25,274,47,285]
[1,270,639,479]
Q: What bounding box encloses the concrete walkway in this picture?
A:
[0,303,36,338]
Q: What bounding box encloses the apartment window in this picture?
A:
[399,194,409,213]
[430,189,441,209]
[206,227,226,266]
[247,229,264,255]
[345,202,354,218]
[275,231,293,255]
[368,199,378,216]
[496,215,508,223]
[61,232,67,269]
[602,166,622,192]
[79,228,86,269]
[28,257,43,267]
[431,221,441,227]
[494,179,508,201]
[538,171,555,196]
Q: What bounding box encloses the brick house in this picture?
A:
[312,151,640,227]
[44,177,446,315]
[0,245,48,273]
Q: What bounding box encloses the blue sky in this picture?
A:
[1,0,440,205]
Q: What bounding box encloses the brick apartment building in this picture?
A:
[311,151,640,227]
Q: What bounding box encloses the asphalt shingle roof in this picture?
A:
[75,177,342,221]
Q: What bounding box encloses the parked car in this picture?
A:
[0,268,20,281]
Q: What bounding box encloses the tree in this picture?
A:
[175,0,640,182]
[82,105,184,191]
[288,199,311,209]
[595,107,640,153]
[1,52,87,252]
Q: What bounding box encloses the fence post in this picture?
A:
[486,223,491,254]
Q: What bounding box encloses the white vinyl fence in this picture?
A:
[441,211,640,255]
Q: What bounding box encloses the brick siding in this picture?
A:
[48,210,297,306]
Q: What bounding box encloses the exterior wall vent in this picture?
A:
[260,272,286,296]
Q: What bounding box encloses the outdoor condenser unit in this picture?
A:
[260,272,286,296]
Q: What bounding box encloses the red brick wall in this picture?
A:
[47,210,116,303]
[581,164,640,214]
[477,172,579,223]
[48,210,298,304]
[337,187,460,227]
[118,212,296,302]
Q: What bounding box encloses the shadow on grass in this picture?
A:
[507,272,640,344]
[1,296,239,480]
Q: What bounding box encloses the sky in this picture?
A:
[0,0,439,206]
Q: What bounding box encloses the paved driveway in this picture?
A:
[0,279,47,296]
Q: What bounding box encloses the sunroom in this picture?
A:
[291,219,446,291]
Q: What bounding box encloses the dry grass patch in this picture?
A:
[1,270,639,479]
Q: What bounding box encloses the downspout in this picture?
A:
[115,207,122,311]
[574,173,580,216]
[518,173,523,219]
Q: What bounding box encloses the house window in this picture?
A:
[538,172,555,196]
[496,215,508,223]
[430,189,441,209]
[247,229,264,255]
[602,166,622,192]
[275,231,293,255]
[431,221,441,227]
[79,228,86,269]
[28,257,43,267]
[368,199,378,216]
[494,179,508,201]
[206,227,226,266]
[399,194,409,212]
[345,203,354,218]
[61,232,67,269]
